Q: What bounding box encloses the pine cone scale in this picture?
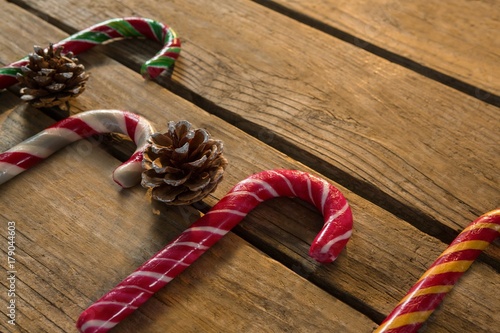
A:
[162,171,191,186]
[54,72,73,81]
[172,142,190,161]
[184,172,210,191]
[47,83,66,92]
[183,155,208,169]
[189,130,208,148]
[33,76,52,86]
[141,169,165,187]
[152,186,187,204]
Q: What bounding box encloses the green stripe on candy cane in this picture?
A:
[149,19,167,43]
[142,56,177,74]
[0,67,22,77]
[66,31,111,44]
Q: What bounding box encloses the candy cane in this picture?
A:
[374,209,500,333]
[0,109,154,188]
[0,17,181,89]
[76,169,353,333]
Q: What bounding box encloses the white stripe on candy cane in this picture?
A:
[128,271,173,283]
[205,209,248,217]
[187,226,230,235]
[320,229,353,257]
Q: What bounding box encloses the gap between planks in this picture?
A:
[251,0,500,107]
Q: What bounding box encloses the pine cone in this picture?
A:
[141,120,228,205]
[16,44,89,108]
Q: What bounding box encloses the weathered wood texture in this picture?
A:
[0,1,498,333]
[266,0,500,98]
[14,0,499,251]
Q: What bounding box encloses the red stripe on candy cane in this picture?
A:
[123,112,139,141]
[77,169,353,333]
[0,151,44,169]
[87,25,124,39]
[49,118,100,137]
[126,17,161,42]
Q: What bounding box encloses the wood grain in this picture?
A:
[13,0,499,246]
[0,1,498,333]
[266,0,500,98]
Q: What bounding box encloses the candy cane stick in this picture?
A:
[374,209,500,333]
[0,109,154,188]
[76,169,353,333]
[0,17,181,89]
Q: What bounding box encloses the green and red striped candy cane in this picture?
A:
[374,209,500,333]
[0,17,180,89]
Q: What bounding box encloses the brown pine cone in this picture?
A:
[141,120,228,205]
[16,44,89,108]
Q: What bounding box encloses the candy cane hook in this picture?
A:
[0,17,181,89]
[375,209,500,333]
[0,109,154,188]
[77,169,353,333]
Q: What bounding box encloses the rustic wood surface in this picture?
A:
[264,0,500,99]
[0,1,498,333]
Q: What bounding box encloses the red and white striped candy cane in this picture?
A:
[77,169,353,333]
[374,209,500,333]
[0,109,154,188]
[0,17,181,89]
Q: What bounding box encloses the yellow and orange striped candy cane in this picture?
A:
[375,209,500,333]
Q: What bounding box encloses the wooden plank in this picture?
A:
[15,0,499,259]
[265,0,500,98]
[0,2,498,332]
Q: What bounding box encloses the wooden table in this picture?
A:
[1,1,498,332]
